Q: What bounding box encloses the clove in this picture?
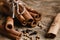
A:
[29,31,37,36]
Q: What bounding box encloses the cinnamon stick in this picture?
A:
[0,25,20,40]
[0,29,20,40]
[46,13,60,38]
[31,21,37,28]
[24,4,41,21]
[5,17,21,37]
[29,12,41,21]
[15,13,27,26]
[24,4,39,14]
[19,4,33,22]
[14,4,27,26]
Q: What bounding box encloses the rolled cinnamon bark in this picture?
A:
[29,12,38,18]
[24,4,39,14]
[0,31,19,40]
[24,4,41,21]
[0,30,20,40]
[31,21,37,28]
[13,4,27,26]
[5,17,21,37]
[15,13,27,26]
[0,25,20,40]
[18,4,33,22]
[29,12,41,21]
[46,13,60,38]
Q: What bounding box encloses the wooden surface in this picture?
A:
[0,0,60,40]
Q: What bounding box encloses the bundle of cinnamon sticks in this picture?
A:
[0,0,41,40]
[13,0,41,27]
[0,0,41,27]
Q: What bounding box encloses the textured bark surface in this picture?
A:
[0,0,60,40]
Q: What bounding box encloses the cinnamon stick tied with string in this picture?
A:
[18,3,33,22]
[14,5,27,26]
[15,14,27,26]
[46,13,60,39]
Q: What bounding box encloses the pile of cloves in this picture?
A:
[22,29,37,35]
[22,29,40,40]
